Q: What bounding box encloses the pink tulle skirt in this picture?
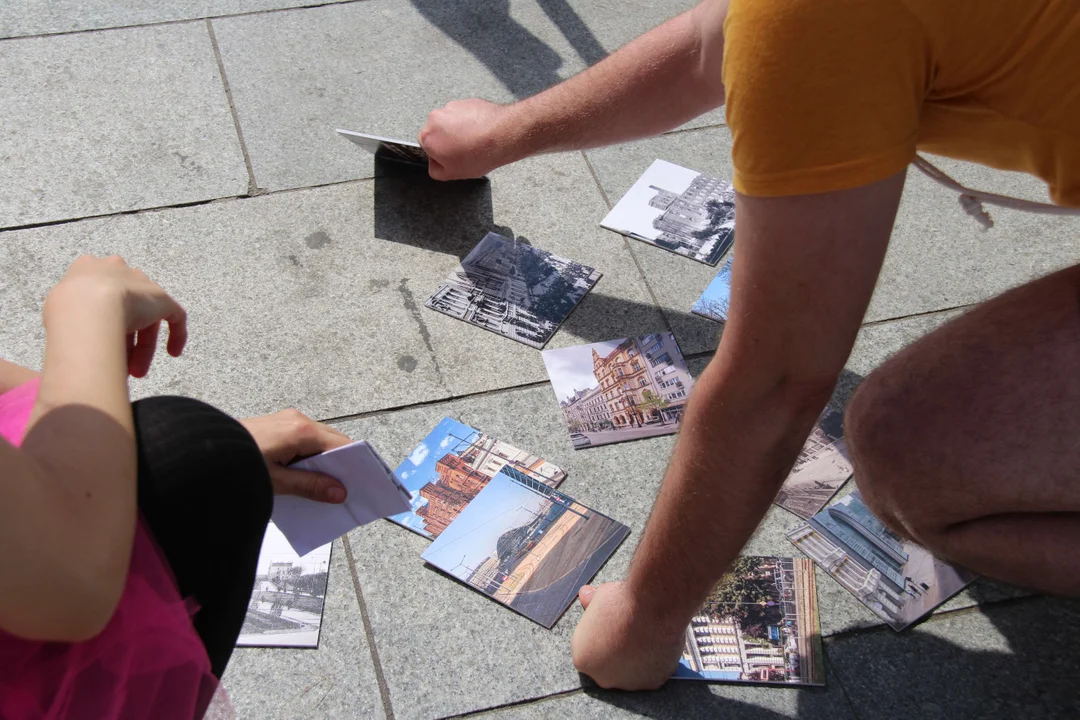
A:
[0,379,232,719]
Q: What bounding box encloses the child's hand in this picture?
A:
[240,410,351,504]
[44,255,188,378]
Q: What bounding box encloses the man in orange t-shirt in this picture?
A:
[420,0,1080,689]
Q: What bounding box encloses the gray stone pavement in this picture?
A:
[2,1,1078,718]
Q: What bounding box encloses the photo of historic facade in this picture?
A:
[542,333,695,448]
[426,232,602,348]
[602,159,735,265]
[422,466,630,628]
[787,492,978,631]
[774,408,853,519]
[237,523,332,648]
[390,417,566,539]
[675,556,824,686]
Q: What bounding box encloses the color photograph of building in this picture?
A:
[390,417,566,539]
[542,333,695,448]
[787,492,978,631]
[675,557,825,686]
[421,466,629,628]
[602,159,735,265]
[774,408,854,519]
[426,232,602,349]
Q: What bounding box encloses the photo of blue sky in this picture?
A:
[691,256,733,323]
[389,417,481,534]
[421,469,552,581]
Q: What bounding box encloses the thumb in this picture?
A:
[270,466,347,504]
[578,585,597,609]
[428,158,449,181]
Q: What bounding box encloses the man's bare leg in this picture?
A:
[846,264,1080,596]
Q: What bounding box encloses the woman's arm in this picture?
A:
[0,256,186,642]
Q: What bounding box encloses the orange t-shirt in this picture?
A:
[722,0,1080,207]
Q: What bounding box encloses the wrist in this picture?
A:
[624,566,696,640]
[43,279,124,334]
[496,101,546,164]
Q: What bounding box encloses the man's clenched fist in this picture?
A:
[419,99,519,181]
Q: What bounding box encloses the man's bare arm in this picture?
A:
[571,171,907,690]
[420,0,728,179]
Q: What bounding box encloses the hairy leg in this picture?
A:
[847,264,1080,596]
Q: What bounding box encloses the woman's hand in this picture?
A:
[240,410,351,504]
[43,255,188,378]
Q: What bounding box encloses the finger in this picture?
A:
[287,413,354,458]
[129,322,160,378]
[270,466,347,504]
[428,158,448,181]
[578,585,597,609]
[165,302,188,357]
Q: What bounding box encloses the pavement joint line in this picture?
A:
[206,18,262,196]
[436,687,585,719]
[341,533,397,720]
[658,121,728,137]
[0,0,374,44]
[581,150,676,336]
[862,303,974,327]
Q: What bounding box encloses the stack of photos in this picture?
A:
[774,408,853,519]
[421,467,630,628]
[674,556,825,686]
[238,522,332,648]
[426,232,602,349]
[336,129,429,166]
[691,256,733,323]
[787,492,978,631]
[541,333,695,449]
[390,417,567,539]
[602,159,735,266]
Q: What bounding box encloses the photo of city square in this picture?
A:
[787,492,978,631]
[426,232,602,349]
[237,522,331,648]
[421,467,630,628]
[774,408,853,519]
[674,556,825,686]
[541,333,695,449]
[691,256,733,323]
[390,417,567,540]
[601,159,735,265]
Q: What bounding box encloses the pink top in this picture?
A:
[0,380,231,719]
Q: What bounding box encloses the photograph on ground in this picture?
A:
[774,408,853,519]
[336,129,429,166]
[541,333,695,449]
[390,417,567,540]
[691,256,733,323]
[426,232,602,349]
[787,491,978,631]
[237,522,332,648]
[421,467,630,628]
[674,556,825,686]
[601,159,735,266]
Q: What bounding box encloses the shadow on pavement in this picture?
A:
[409,0,608,100]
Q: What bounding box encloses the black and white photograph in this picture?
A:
[787,492,978,631]
[774,408,853,519]
[602,159,735,266]
[336,128,430,166]
[426,232,602,349]
[541,333,695,448]
[237,522,332,648]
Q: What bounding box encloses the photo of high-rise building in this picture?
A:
[426,232,602,349]
[774,408,853,519]
[390,417,566,539]
[787,491,977,631]
[602,159,735,265]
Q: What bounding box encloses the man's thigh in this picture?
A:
[846,263,1080,539]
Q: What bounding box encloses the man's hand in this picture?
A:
[419,99,517,181]
[240,410,351,504]
[570,582,686,691]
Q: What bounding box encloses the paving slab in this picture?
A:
[0,151,661,420]
[220,538,386,719]
[585,128,1080,355]
[211,0,720,192]
[0,23,247,228]
[825,598,1080,719]
[0,0,339,39]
